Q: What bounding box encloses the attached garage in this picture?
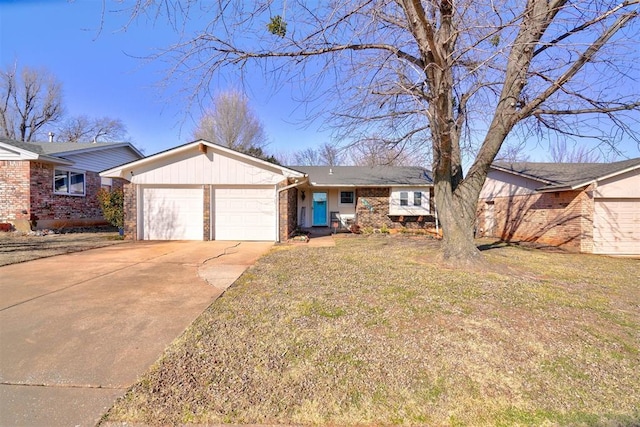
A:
[142,187,204,240]
[214,188,276,241]
[101,140,305,242]
[479,158,640,256]
[593,199,640,255]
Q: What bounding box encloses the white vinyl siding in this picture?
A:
[131,151,286,186]
[142,187,203,240]
[389,187,430,215]
[593,199,640,255]
[60,146,141,172]
[214,188,276,241]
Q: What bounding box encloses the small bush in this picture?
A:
[97,188,124,230]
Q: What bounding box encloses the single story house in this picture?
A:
[477,158,640,255]
[0,137,143,231]
[100,140,434,242]
[292,166,434,232]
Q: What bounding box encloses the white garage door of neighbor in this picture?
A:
[593,199,640,255]
[214,188,276,241]
[142,187,203,240]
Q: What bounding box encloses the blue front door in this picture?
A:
[312,192,328,226]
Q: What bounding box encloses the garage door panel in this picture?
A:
[214,188,275,241]
[594,199,640,255]
[143,188,203,240]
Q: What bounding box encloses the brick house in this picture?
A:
[0,138,143,231]
[292,166,435,233]
[100,140,434,242]
[477,158,640,255]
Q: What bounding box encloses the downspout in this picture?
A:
[276,177,308,243]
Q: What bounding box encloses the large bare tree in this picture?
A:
[294,142,344,166]
[0,64,64,142]
[193,89,268,152]
[347,137,420,166]
[56,115,128,143]
[119,0,640,264]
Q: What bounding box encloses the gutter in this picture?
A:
[276,177,309,243]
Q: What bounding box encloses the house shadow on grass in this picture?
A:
[477,238,572,254]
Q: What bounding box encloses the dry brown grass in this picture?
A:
[104,236,640,426]
[0,231,124,266]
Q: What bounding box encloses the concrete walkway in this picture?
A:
[0,240,272,427]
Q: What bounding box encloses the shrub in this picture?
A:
[97,188,124,229]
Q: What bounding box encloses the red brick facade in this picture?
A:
[0,160,31,227]
[476,188,594,252]
[1,160,120,231]
[123,183,138,240]
[278,178,298,241]
[355,187,436,231]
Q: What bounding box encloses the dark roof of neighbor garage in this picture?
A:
[491,157,640,192]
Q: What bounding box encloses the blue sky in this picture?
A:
[0,0,329,157]
[1,0,638,162]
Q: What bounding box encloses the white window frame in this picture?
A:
[389,187,430,215]
[54,168,86,196]
[339,190,355,205]
[101,177,113,190]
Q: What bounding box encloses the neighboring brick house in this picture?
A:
[477,158,640,255]
[0,138,143,231]
[290,166,435,233]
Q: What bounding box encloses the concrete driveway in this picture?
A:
[0,240,272,427]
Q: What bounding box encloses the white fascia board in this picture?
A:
[490,165,555,185]
[0,141,73,165]
[100,139,306,179]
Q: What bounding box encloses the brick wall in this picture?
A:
[2,161,132,231]
[0,160,31,228]
[278,179,298,241]
[355,187,393,229]
[477,188,594,252]
[123,183,137,240]
[203,185,211,241]
[355,187,436,231]
[28,162,106,229]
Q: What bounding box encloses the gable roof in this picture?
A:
[0,137,143,165]
[0,137,73,165]
[292,166,433,187]
[492,158,640,191]
[100,139,305,179]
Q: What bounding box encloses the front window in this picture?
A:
[340,191,355,204]
[54,168,85,196]
[390,187,430,215]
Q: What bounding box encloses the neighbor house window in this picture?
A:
[340,191,355,204]
[400,191,409,206]
[54,168,85,196]
[414,191,422,206]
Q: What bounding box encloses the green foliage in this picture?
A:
[97,188,124,229]
[242,145,281,164]
[267,15,287,37]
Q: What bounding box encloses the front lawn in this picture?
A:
[104,236,640,426]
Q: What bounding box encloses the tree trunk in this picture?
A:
[434,176,484,266]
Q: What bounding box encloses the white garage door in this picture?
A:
[142,187,203,240]
[593,199,640,255]
[214,188,276,241]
